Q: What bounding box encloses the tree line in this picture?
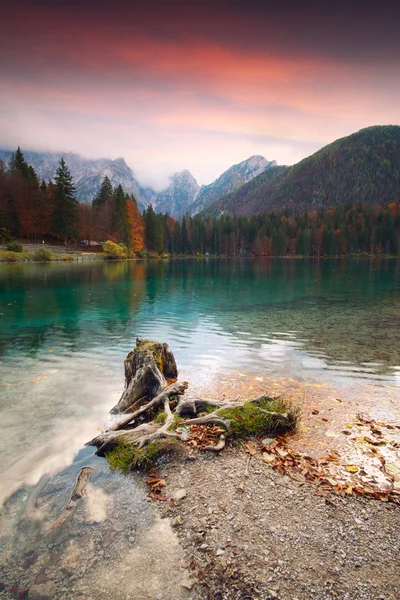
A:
[1,148,399,256]
[0,148,144,251]
[158,203,400,256]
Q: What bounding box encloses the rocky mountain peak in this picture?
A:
[154,170,200,218]
[189,155,277,216]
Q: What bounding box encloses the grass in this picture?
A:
[0,250,27,262]
[219,395,299,438]
[0,248,98,263]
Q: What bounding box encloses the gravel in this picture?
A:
[156,447,400,600]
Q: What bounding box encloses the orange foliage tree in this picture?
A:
[126,197,144,252]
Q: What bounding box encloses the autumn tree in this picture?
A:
[126,197,144,252]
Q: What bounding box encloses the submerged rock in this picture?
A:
[28,582,56,600]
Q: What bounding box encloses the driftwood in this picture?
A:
[111,338,178,413]
[87,340,297,463]
[47,466,93,533]
[88,381,188,455]
[180,394,290,431]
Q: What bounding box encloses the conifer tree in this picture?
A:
[10,147,29,178]
[111,184,130,245]
[92,175,113,207]
[51,158,78,245]
[143,205,157,251]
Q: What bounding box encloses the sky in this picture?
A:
[1,0,399,189]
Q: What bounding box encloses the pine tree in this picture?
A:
[144,205,157,251]
[111,185,130,245]
[92,175,113,207]
[51,158,78,245]
[10,147,29,178]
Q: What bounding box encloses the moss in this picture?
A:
[105,437,186,472]
[135,339,166,372]
[168,414,183,431]
[154,410,167,424]
[106,440,162,472]
[200,404,219,415]
[219,395,299,439]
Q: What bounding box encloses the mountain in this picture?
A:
[0,150,152,210]
[0,148,278,217]
[190,155,276,216]
[155,170,200,218]
[206,126,400,216]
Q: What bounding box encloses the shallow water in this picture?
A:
[0,258,399,597]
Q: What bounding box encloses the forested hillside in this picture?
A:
[1,145,400,258]
[208,126,400,216]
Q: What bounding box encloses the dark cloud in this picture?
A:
[2,0,399,67]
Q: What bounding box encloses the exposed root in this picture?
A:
[182,413,233,430]
[111,381,187,432]
[203,434,226,452]
[181,394,295,435]
[133,396,182,448]
[86,341,298,474]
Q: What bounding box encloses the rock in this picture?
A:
[18,589,29,600]
[181,578,196,590]
[28,582,56,600]
[199,544,209,551]
[112,520,124,532]
[101,531,116,547]
[171,516,183,528]
[34,573,47,585]
[171,489,187,501]
[216,548,225,556]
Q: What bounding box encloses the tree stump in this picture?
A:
[111,338,178,413]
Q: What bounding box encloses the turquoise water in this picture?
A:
[1,257,399,492]
[1,258,400,489]
[0,258,399,597]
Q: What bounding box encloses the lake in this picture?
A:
[0,258,399,597]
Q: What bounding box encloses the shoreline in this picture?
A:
[154,445,400,600]
[0,250,398,264]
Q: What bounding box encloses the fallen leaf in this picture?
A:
[31,376,48,383]
[345,465,359,473]
[385,463,400,479]
[245,441,257,455]
[262,452,276,464]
